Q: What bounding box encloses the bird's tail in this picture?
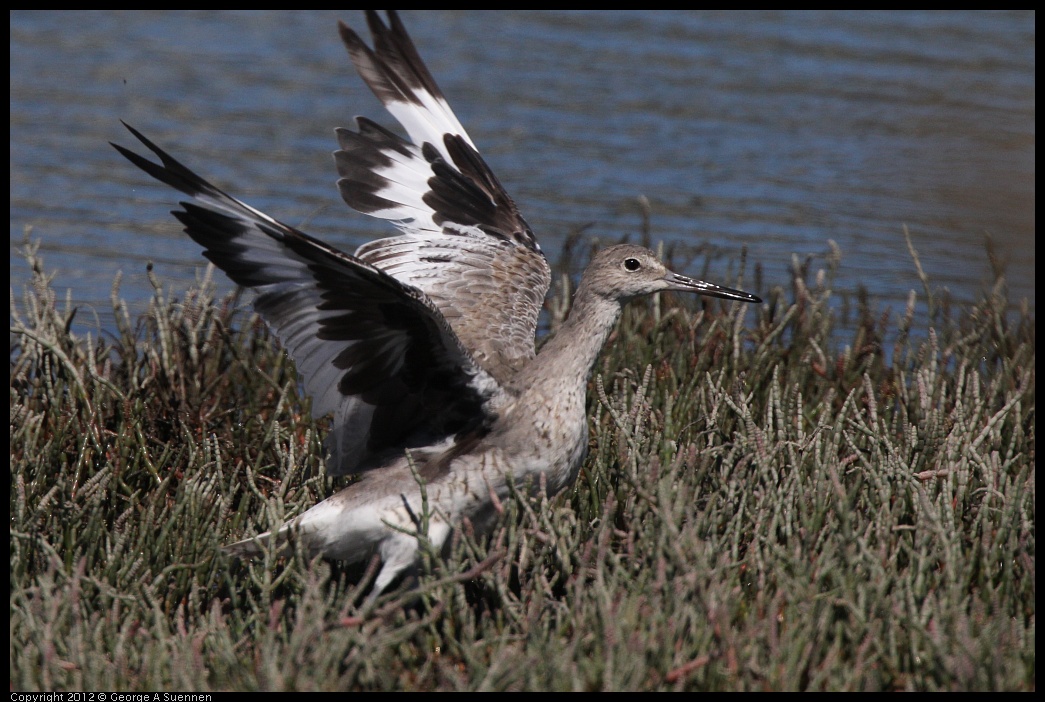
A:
[224,525,294,560]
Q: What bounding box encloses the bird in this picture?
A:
[112,10,761,600]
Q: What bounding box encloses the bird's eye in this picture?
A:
[624,258,641,271]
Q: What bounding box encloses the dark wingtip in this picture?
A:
[115,120,163,158]
[111,131,168,184]
[111,121,222,200]
[337,18,360,49]
[364,9,390,38]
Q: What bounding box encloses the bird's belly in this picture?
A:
[481,407,590,498]
[293,406,590,563]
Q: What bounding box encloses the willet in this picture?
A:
[113,10,761,600]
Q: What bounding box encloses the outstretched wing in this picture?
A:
[112,123,502,476]
[336,11,551,384]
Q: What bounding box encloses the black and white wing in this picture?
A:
[112,124,501,476]
[336,11,551,384]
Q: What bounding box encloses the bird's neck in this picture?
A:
[525,287,622,394]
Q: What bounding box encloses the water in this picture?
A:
[10,10,1035,337]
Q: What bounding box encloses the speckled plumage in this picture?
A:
[114,11,761,600]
